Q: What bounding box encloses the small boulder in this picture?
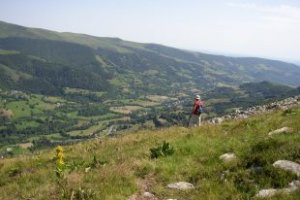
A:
[268,127,293,136]
[255,189,278,198]
[219,153,237,163]
[273,160,300,176]
[284,180,300,192]
[143,192,156,200]
[255,180,300,198]
[167,182,195,190]
[128,192,157,200]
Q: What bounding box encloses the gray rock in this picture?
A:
[255,189,278,198]
[143,192,156,199]
[219,153,237,162]
[211,117,224,124]
[167,182,195,190]
[255,180,300,198]
[128,192,157,200]
[284,180,300,192]
[268,127,293,136]
[273,160,300,176]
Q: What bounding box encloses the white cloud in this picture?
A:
[227,2,300,24]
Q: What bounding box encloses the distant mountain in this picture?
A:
[1,20,300,98]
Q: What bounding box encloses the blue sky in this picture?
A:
[1,0,300,61]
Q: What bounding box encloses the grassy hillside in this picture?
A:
[0,106,300,199]
[1,20,300,98]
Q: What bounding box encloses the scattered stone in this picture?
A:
[128,192,157,200]
[208,95,300,124]
[85,167,91,173]
[210,117,224,124]
[283,180,300,192]
[167,182,195,190]
[273,160,300,176]
[268,127,293,136]
[255,189,278,198]
[219,153,237,162]
[143,192,156,199]
[255,180,300,198]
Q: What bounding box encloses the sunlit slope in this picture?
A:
[0,107,300,199]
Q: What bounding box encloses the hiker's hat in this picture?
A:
[195,95,201,100]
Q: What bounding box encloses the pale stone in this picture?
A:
[219,153,237,162]
[255,180,300,198]
[85,167,91,173]
[128,192,156,200]
[268,127,293,136]
[167,182,195,190]
[273,160,300,176]
[143,192,156,199]
[285,180,300,192]
[255,189,278,198]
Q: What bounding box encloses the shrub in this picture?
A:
[150,141,174,159]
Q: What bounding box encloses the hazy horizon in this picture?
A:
[1,0,300,62]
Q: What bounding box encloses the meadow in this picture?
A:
[0,106,299,199]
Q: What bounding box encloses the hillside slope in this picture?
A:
[0,106,300,199]
[1,20,300,97]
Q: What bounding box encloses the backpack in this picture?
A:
[197,105,204,114]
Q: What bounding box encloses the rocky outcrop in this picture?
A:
[209,95,300,124]
[273,160,300,176]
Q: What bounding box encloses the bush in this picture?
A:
[150,141,174,159]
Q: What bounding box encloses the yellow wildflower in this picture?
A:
[55,145,65,169]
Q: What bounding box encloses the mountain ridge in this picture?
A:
[1,20,298,67]
[1,20,300,98]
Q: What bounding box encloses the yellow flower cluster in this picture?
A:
[56,145,64,168]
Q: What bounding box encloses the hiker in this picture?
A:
[189,95,204,127]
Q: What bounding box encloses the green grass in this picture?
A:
[64,87,106,98]
[0,107,300,199]
[15,121,40,131]
[6,101,31,118]
[67,123,104,137]
[0,49,19,55]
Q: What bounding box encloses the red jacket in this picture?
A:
[192,100,204,115]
